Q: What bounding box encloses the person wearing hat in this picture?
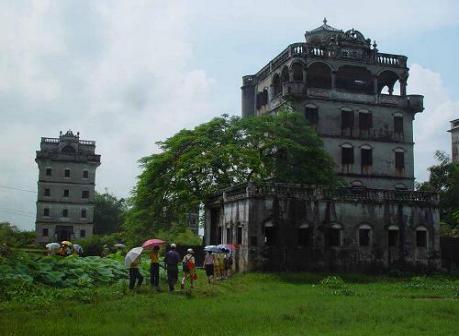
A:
[181,248,196,290]
[164,243,180,292]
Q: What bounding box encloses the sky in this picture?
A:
[1,0,458,230]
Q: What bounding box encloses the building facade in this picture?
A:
[35,131,101,243]
[241,19,424,190]
[205,21,440,272]
[205,183,440,272]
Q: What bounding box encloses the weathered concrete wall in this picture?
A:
[206,183,440,273]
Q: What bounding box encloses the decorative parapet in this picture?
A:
[211,182,439,206]
[255,42,407,81]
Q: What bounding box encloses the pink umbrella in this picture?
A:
[142,239,166,249]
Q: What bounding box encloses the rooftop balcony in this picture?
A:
[36,151,101,164]
[281,82,423,112]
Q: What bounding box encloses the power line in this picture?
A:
[0,185,37,193]
[0,210,35,218]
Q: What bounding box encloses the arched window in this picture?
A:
[394,183,407,190]
[291,62,304,82]
[360,144,373,174]
[416,226,428,248]
[358,224,372,247]
[351,180,363,187]
[298,223,312,247]
[387,225,399,247]
[272,74,281,97]
[336,66,373,94]
[307,62,331,89]
[394,148,406,174]
[341,143,354,165]
[304,104,318,125]
[264,221,276,246]
[281,66,289,83]
[327,223,342,247]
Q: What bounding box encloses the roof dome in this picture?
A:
[304,18,343,43]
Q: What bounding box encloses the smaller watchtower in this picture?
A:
[35,131,101,243]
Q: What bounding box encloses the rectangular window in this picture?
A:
[305,107,319,125]
[81,209,87,218]
[83,170,89,179]
[388,230,398,247]
[298,227,311,247]
[82,190,89,199]
[45,168,52,176]
[217,227,222,244]
[359,229,370,247]
[237,227,243,244]
[250,235,257,246]
[328,228,341,247]
[63,189,69,198]
[341,147,354,165]
[42,228,48,237]
[341,110,354,129]
[361,148,373,167]
[395,152,405,169]
[359,112,372,131]
[64,169,71,178]
[62,209,68,217]
[226,228,232,244]
[416,230,427,248]
[44,188,50,197]
[80,230,86,238]
[43,208,50,216]
[394,116,403,134]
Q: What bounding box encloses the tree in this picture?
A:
[416,151,459,237]
[125,108,336,237]
[0,222,35,247]
[93,192,127,235]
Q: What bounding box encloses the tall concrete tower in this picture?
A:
[241,19,424,190]
[448,119,459,162]
[35,131,101,243]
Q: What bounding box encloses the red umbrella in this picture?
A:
[142,239,166,249]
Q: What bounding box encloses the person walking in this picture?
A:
[181,249,196,290]
[149,245,161,291]
[224,253,233,278]
[164,243,180,292]
[203,250,215,284]
[129,255,144,290]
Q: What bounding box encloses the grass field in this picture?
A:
[1,272,458,336]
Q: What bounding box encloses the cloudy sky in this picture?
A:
[1,0,458,230]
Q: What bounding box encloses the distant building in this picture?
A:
[448,119,459,162]
[35,131,101,243]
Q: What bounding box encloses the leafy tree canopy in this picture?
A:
[94,192,127,235]
[416,151,459,237]
[125,109,336,236]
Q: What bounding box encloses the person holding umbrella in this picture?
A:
[149,246,161,291]
[164,243,180,292]
[125,247,144,290]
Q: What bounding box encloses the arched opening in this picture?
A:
[272,74,281,97]
[264,221,276,246]
[307,62,331,89]
[281,66,289,83]
[358,224,372,247]
[387,225,399,247]
[291,62,304,82]
[416,226,428,248]
[336,65,373,94]
[378,70,400,95]
[61,145,76,154]
[327,223,342,247]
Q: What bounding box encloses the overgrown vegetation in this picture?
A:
[125,109,336,239]
[0,222,35,248]
[417,151,459,237]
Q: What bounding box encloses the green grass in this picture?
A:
[1,272,458,336]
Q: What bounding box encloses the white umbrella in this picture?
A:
[46,242,60,250]
[125,247,143,268]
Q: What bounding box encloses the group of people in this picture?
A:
[128,244,234,292]
[47,241,83,257]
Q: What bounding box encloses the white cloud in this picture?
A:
[0,1,216,230]
[410,64,459,182]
